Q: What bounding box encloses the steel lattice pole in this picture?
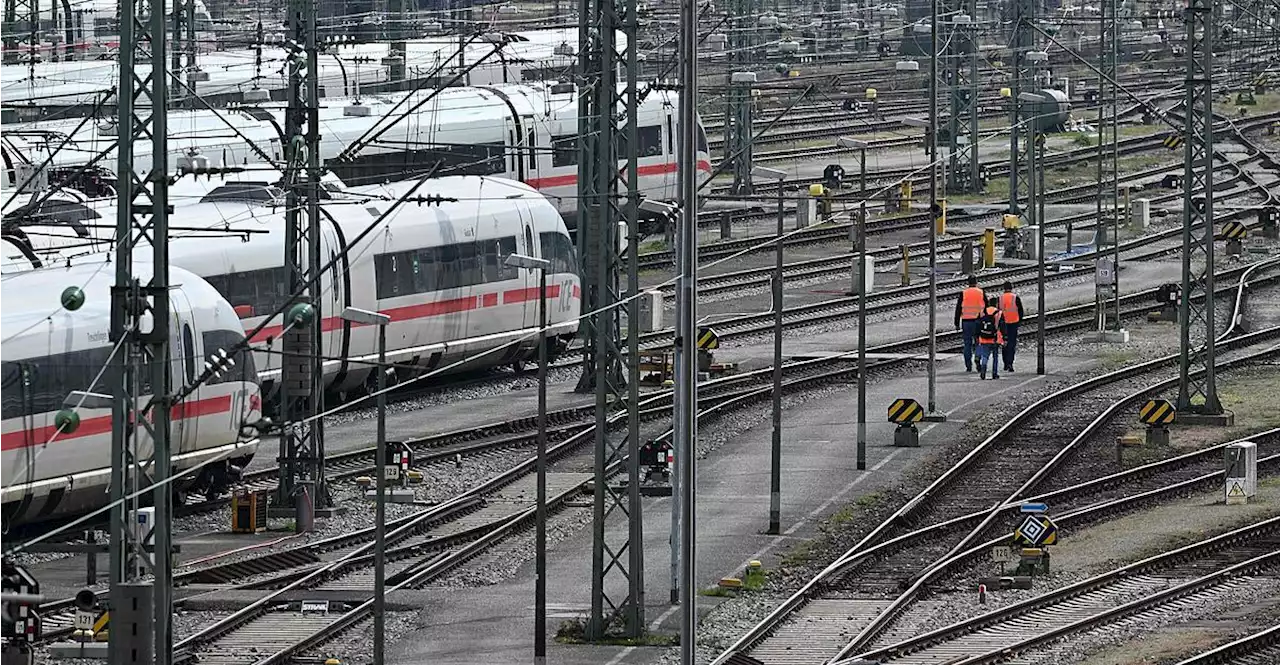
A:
[111,0,171,659]
[1176,0,1223,415]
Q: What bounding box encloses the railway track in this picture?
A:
[711,259,1280,664]
[664,110,1280,268]
[843,520,1280,664]
[34,251,1278,650]
[1173,623,1280,665]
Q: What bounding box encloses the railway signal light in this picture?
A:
[2,561,42,644]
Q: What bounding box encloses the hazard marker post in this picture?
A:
[1222,220,1248,257]
[887,398,923,447]
[1224,441,1258,505]
[1138,399,1176,446]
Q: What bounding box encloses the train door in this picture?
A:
[169,289,197,456]
[321,222,345,374]
[521,115,537,184]
[521,214,538,332]
[504,116,529,182]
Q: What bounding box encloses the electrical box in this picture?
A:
[1224,442,1257,505]
[795,192,817,229]
[1131,198,1151,228]
[1024,225,1041,260]
[852,254,875,294]
[231,490,269,533]
[637,291,663,332]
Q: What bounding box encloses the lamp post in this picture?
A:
[837,137,869,470]
[1018,88,1048,376]
[901,115,942,419]
[504,252,552,664]
[642,198,686,598]
[753,165,787,534]
[339,306,391,664]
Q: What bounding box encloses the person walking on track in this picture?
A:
[954,275,986,372]
[975,296,1005,380]
[999,281,1026,373]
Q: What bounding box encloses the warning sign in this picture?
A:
[1226,478,1248,505]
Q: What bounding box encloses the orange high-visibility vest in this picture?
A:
[961,287,985,320]
[1001,292,1020,324]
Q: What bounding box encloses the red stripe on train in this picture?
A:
[247,284,573,342]
[1,395,234,451]
[525,159,713,189]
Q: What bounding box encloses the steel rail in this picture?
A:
[709,262,1280,664]
[846,517,1280,662]
[830,278,1280,659]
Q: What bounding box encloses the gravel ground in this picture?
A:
[300,610,419,663]
[1018,576,1280,665]
[324,366,581,427]
[32,611,226,665]
[431,506,594,587]
[170,447,540,576]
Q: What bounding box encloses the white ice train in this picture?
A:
[0,28,593,111]
[60,175,582,398]
[1,262,263,524]
[0,168,349,272]
[0,81,713,223]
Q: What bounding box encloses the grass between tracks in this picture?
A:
[553,617,680,646]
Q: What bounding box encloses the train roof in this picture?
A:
[2,82,576,168]
[0,28,594,107]
[1,260,220,343]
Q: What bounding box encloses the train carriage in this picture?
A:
[1,262,262,524]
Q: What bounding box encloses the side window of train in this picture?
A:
[524,226,534,256]
[182,324,196,383]
[1,347,142,420]
[374,236,519,298]
[551,136,577,167]
[666,115,674,155]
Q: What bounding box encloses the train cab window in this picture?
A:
[182,324,196,383]
[539,231,576,275]
[551,136,577,167]
[199,183,285,204]
[696,124,710,155]
[201,330,257,386]
[2,199,100,234]
[204,266,291,315]
[616,126,663,158]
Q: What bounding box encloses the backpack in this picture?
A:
[978,311,998,339]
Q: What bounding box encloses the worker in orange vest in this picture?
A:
[975,296,1005,380]
[953,275,986,372]
[999,281,1026,373]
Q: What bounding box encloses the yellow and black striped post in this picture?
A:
[1139,399,1176,445]
[695,326,719,373]
[1162,134,1185,150]
[1222,221,1247,256]
[888,398,923,447]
